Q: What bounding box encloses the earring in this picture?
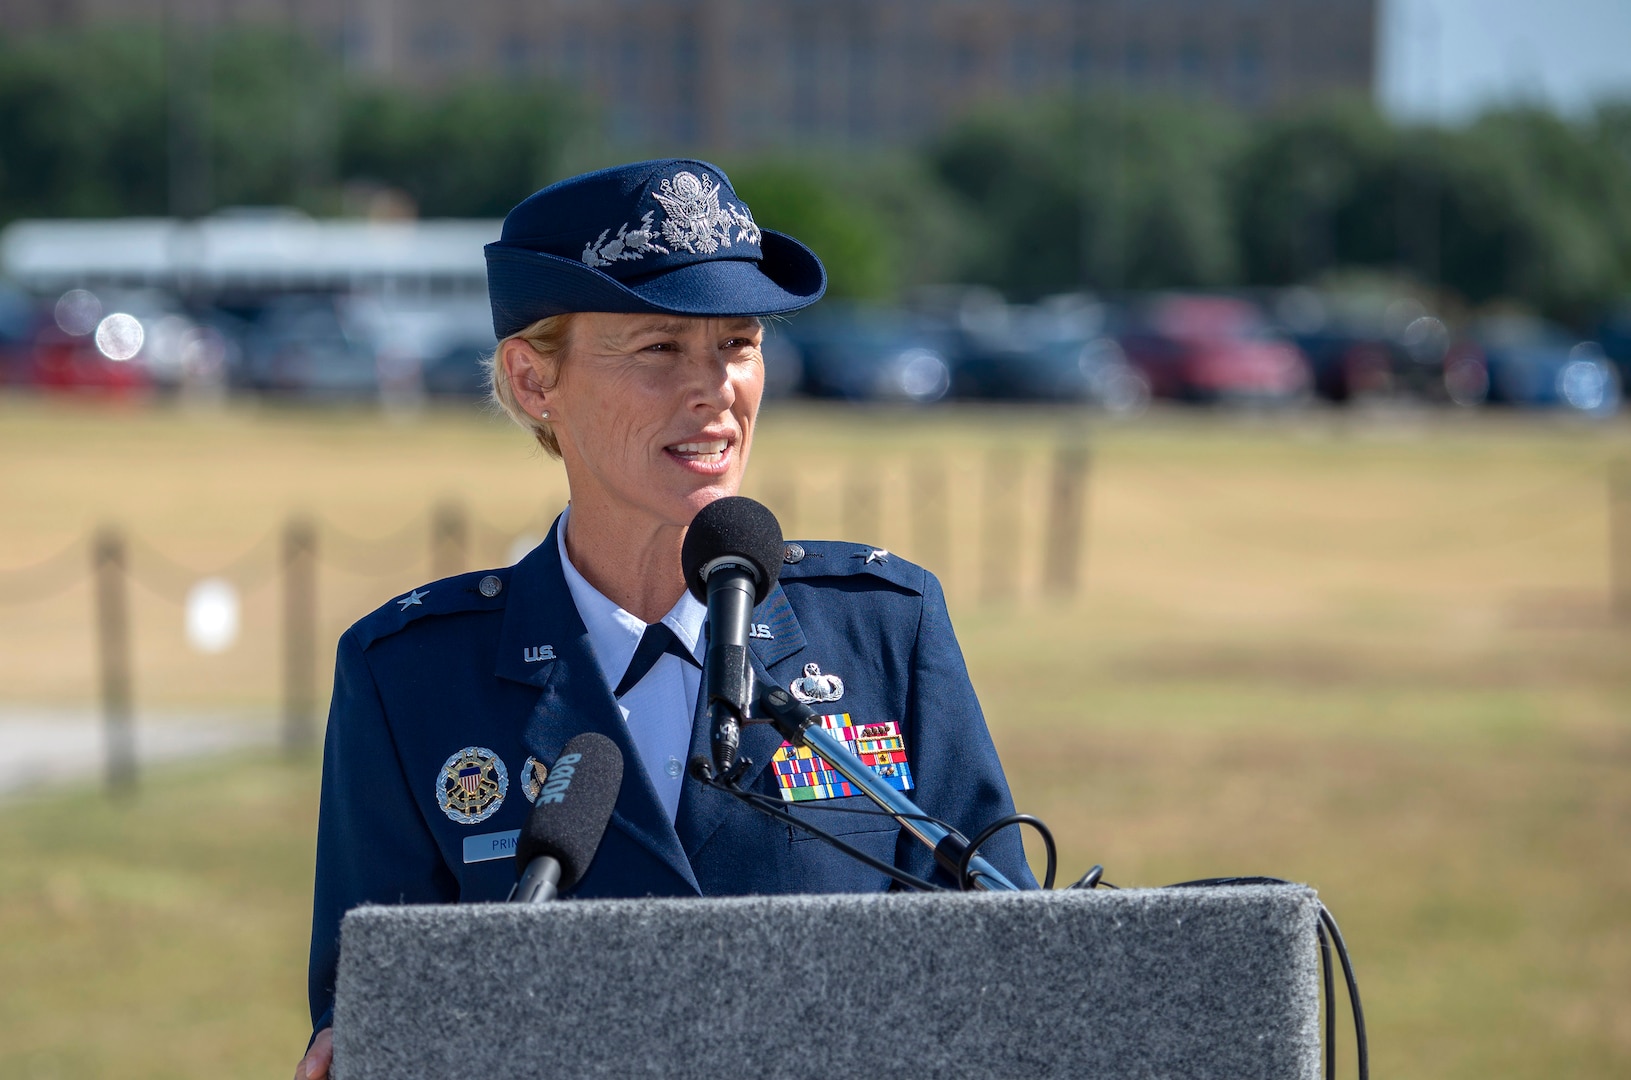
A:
[540,410,550,419]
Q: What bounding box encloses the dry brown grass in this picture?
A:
[1,396,1629,1077]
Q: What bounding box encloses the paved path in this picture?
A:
[0,708,279,797]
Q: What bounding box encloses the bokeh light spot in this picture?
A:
[53,289,102,336]
[94,313,145,361]
[185,578,241,654]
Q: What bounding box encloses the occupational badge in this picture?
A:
[436,746,508,825]
[789,662,844,704]
[770,714,914,803]
[519,755,550,805]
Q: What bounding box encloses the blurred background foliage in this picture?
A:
[2,26,1630,320]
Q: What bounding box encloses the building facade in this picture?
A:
[5,0,1376,150]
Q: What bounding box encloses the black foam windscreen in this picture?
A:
[514,731,624,892]
[680,496,784,605]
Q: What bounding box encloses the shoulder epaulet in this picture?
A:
[351,566,514,650]
[774,540,927,596]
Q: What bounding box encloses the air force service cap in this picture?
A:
[485,158,827,337]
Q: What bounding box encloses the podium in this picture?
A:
[333,885,1321,1080]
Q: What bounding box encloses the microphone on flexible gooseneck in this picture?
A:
[681,497,784,778]
[511,731,624,902]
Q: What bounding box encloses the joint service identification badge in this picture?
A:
[437,746,508,824]
[770,714,913,803]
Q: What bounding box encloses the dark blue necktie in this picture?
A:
[613,621,701,698]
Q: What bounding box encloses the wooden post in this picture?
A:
[1043,442,1091,600]
[845,462,882,547]
[911,456,950,578]
[282,518,319,757]
[760,471,799,541]
[92,527,136,795]
[1612,462,1631,622]
[981,448,1021,606]
[431,500,468,580]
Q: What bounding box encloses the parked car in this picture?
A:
[0,286,38,386]
[758,321,804,399]
[943,294,1150,413]
[1444,315,1621,415]
[420,340,491,398]
[1268,288,1452,404]
[1595,306,1631,392]
[236,294,381,400]
[781,307,954,404]
[1113,295,1310,403]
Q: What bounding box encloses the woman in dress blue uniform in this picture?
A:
[296,159,1035,1079]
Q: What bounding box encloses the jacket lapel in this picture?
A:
[675,584,808,861]
[494,520,700,896]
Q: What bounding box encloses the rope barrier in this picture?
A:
[125,531,282,602]
[313,515,427,577]
[318,515,430,557]
[0,453,1615,614]
[1127,458,1606,534]
[0,537,90,605]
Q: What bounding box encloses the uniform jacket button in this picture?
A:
[783,542,805,564]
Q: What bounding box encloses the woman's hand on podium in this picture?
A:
[295,1027,333,1079]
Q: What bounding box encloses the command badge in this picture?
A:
[789,662,844,704]
[770,714,913,803]
[519,755,550,805]
[437,746,508,824]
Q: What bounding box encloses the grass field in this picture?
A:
[1,396,1629,1077]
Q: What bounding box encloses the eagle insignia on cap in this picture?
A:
[652,171,760,255]
[436,746,509,825]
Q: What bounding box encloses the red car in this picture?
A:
[27,322,152,396]
[1115,296,1311,403]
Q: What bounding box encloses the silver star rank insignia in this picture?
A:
[859,548,890,565]
[397,588,429,610]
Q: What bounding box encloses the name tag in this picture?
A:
[462,829,520,864]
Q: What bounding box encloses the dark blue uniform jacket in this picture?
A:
[308,521,1035,1033]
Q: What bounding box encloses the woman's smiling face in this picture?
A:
[508,312,766,529]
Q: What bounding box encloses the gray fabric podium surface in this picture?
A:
[334,886,1320,1080]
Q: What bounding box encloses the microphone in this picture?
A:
[511,731,624,902]
[680,496,784,776]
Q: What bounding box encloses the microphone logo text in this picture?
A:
[538,751,582,803]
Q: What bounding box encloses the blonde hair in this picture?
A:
[485,313,577,458]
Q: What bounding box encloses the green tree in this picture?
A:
[339,82,582,218]
[0,27,584,224]
[930,98,1245,298]
[725,155,970,301]
[1232,102,1398,285]
[1236,101,1631,321]
[0,28,169,220]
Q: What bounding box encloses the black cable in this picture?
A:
[1067,865,1108,890]
[745,791,966,831]
[955,813,1056,891]
[1318,904,1368,1080]
[698,768,945,893]
[1317,920,1335,1080]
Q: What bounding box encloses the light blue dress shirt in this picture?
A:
[556,510,705,822]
